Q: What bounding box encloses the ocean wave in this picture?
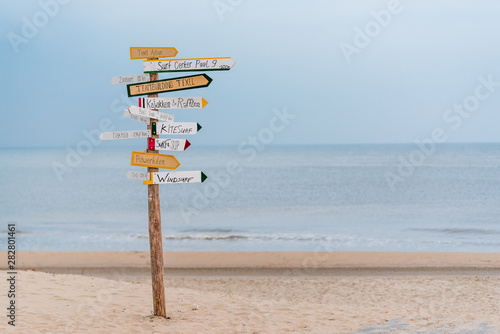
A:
[129,232,338,242]
[0,230,31,234]
[181,228,243,233]
[408,228,500,235]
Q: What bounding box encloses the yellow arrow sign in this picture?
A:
[127,74,212,97]
[130,47,178,60]
[130,151,180,169]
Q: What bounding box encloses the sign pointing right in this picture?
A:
[144,57,235,73]
[148,138,191,151]
[144,171,207,185]
[127,74,212,97]
[152,122,201,135]
[130,47,178,59]
[139,97,208,110]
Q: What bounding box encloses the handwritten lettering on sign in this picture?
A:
[111,74,149,85]
[130,47,178,59]
[99,130,150,140]
[127,74,212,97]
[131,152,180,169]
[122,110,149,124]
[152,122,201,135]
[148,138,191,151]
[143,171,207,185]
[139,97,207,110]
[126,171,150,180]
[143,57,235,73]
[128,106,174,122]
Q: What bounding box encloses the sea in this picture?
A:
[2,144,500,252]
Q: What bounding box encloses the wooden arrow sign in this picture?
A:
[144,57,235,73]
[138,97,208,110]
[122,110,149,124]
[130,47,178,59]
[99,130,150,140]
[152,122,201,135]
[143,171,207,185]
[127,74,212,97]
[131,151,180,169]
[148,138,191,151]
[127,106,174,122]
[111,74,149,85]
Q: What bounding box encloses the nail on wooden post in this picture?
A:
[146,62,166,318]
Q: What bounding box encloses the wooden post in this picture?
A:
[146,61,167,318]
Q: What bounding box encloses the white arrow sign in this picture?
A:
[99,129,150,140]
[122,110,149,124]
[152,122,201,135]
[138,97,207,110]
[126,171,150,180]
[143,171,207,184]
[148,138,191,151]
[111,74,149,85]
[128,106,174,122]
[143,57,235,73]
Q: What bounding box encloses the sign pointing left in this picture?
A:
[122,110,149,124]
[111,74,149,85]
[99,130,150,140]
[127,106,174,122]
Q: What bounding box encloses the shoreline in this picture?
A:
[3,251,500,271]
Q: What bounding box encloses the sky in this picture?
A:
[1,0,500,148]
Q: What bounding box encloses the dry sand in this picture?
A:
[1,251,500,333]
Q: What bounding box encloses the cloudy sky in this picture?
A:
[1,0,500,148]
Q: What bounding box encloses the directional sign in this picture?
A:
[111,74,149,85]
[152,122,201,135]
[144,57,235,73]
[99,130,150,140]
[126,171,150,180]
[131,151,180,169]
[148,138,191,151]
[127,74,212,97]
[122,110,149,124]
[143,171,207,185]
[128,106,174,122]
[130,47,178,60]
[138,97,208,110]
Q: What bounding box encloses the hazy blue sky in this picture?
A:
[1,0,500,148]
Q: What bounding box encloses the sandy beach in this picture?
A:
[2,251,500,333]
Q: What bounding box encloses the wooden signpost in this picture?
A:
[143,57,235,73]
[144,65,165,319]
[101,46,233,319]
[127,74,212,97]
[138,97,208,110]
